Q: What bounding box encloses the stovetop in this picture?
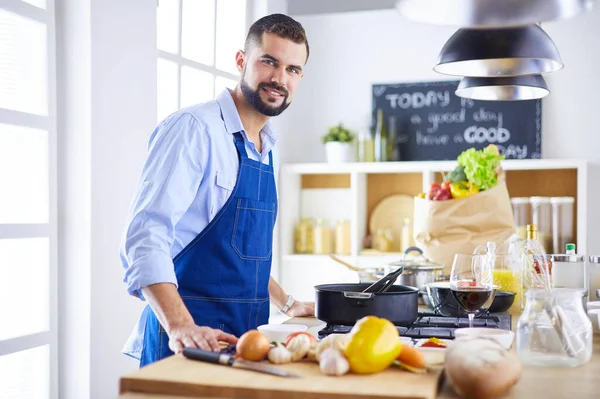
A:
[317,311,511,340]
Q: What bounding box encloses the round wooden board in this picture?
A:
[369,194,415,252]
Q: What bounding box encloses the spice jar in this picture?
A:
[516,288,592,368]
[549,252,586,296]
[588,256,600,301]
[313,219,333,254]
[334,219,351,255]
[294,217,314,254]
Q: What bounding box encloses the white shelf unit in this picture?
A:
[277,159,588,302]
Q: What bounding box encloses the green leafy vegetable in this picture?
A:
[444,165,467,183]
[456,145,505,190]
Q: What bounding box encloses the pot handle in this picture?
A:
[403,246,423,257]
[342,291,374,307]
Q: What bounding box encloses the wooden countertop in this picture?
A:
[117,315,600,399]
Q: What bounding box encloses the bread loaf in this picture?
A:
[445,336,522,399]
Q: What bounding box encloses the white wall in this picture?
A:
[276,8,600,254]
[57,0,156,398]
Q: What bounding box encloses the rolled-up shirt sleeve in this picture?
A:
[120,112,206,299]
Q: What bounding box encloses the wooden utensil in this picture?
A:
[328,254,362,272]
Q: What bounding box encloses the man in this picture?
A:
[120,13,314,367]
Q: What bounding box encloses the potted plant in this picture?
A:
[322,123,356,163]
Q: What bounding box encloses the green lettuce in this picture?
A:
[456,145,505,190]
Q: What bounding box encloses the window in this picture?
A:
[0,1,57,399]
[157,0,249,122]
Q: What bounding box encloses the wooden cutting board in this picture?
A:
[120,354,444,399]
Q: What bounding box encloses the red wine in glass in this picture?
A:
[451,286,493,313]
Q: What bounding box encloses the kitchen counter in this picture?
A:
[117,316,600,399]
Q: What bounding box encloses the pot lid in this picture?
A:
[389,246,445,270]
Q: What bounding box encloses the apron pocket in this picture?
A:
[231,198,275,260]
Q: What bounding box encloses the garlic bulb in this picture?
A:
[268,343,292,364]
[319,348,350,376]
[316,333,350,361]
[286,334,312,361]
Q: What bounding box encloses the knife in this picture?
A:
[182,347,301,378]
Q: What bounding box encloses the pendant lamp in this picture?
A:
[395,0,594,28]
[455,75,549,101]
[433,25,563,77]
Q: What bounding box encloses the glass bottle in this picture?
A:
[388,115,400,161]
[374,109,387,162]
[516,288,592,367]
[294,217,314,254]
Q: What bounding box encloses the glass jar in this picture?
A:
[530,197,553,254]
[294,217,314,254]
[516,288,593,368]
[313,218,333,254]
[550,197,575,254]
[588,256,600,301]
[334,219,351,255]
[373,228,392,252]
[511,197,531,240]
[549,254,586,295]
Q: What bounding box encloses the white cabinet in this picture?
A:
[276,159,588,300]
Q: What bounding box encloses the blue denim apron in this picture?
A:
[139,132,277,367]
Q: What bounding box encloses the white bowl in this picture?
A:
[454,327,515,350]
[257,324,308,343]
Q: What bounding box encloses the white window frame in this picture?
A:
[0,0,58,398]
[157,0,255,113]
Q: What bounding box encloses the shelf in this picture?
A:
[282,158,587,175]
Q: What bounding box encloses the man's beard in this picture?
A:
[240,74,291,117]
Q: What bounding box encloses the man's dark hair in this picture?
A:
[245,13,309,62]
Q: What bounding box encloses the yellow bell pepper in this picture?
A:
[450,181,479,199]
[343,316,402,374]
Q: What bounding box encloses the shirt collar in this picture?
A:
[216,88,278,141]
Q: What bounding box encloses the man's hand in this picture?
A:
[286,301,315,317]
[167,324,238,354]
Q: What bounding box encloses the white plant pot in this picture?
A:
[325,142,355,163]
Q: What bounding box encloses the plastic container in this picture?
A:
[530,197,553,253]
[516,288,593,368]
[550,197,575,254]
[511,197,531,240]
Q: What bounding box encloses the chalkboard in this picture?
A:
[371,80,542,161]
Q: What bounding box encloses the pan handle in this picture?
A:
[343,291,374,307]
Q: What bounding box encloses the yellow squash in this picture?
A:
[343,316,402,374]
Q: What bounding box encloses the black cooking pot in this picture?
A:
[314,283,419,326]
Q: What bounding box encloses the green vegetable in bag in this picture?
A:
[456,144,505,191]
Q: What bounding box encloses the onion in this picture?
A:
[236,330,271,361]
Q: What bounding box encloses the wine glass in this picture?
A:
[450,253,494,328]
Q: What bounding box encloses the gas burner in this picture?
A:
[317,311,511,340]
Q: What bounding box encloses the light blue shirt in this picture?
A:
[120,89,279,359]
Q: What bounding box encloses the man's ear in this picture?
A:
[235,50,245,73]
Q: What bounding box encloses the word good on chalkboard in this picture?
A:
[372,81,542,161]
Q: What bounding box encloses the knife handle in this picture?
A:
[182,348,234,366]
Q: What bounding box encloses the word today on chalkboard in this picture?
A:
[372,81,542,161]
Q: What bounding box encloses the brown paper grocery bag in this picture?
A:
[413,180,515,275]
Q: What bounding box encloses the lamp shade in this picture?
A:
[395,0,594,28]
[455,75,549,101]
[433,26,563,77]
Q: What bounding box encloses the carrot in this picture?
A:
[396,344,426,370]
